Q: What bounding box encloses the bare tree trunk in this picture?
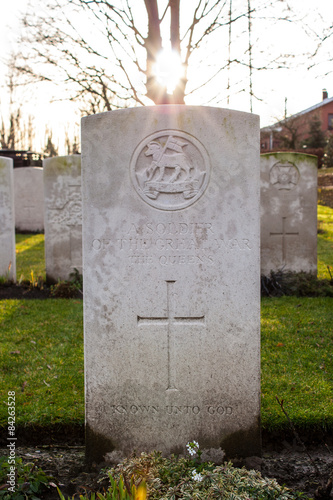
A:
[170,0,186,104]
[170,0,180,52]
[15,0,291,112]
[144,0,164,103]
[144,0,185,105]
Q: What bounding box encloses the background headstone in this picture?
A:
[261,152,318,275]
[43,155,82,283]
[82,106,261,463]
[0,157,16,282]
[14,167,44,232]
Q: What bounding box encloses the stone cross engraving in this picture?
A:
[270,216,299,264]
[137,280,205,391]
[82,106,261,461]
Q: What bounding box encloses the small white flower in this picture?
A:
[187,446,196,456]
[186,440,200,456]
[192,469,203,482]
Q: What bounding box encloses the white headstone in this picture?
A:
[0,157,16,282]
[261,152,317,275]
[14,167,44,232]
[43,155,82,282]
[82,106,261,463]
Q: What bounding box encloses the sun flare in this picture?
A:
[154,49,183,94]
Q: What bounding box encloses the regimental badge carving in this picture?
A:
[270,161,300,190]
[130,130,210,210]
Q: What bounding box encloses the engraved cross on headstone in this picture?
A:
[137,280,205,392]
[270,216,299,264]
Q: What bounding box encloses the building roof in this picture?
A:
[261,96,333,133]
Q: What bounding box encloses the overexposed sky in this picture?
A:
[0,0,332,153]
[0,0,80,153]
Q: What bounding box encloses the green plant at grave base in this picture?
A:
[50,280,78,298]
[57,475,147,500]
[261,270,333,297]
[0,456,55,499]
[0,262,13,285]
[0,444,308,500]
[104,475,146,500]
[69,268,83,290]
[28,269,44,290]
[50,268,83,298]
[105,448,305,500]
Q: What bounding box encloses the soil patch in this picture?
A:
[0,284,82,300]
[2,438,333,499]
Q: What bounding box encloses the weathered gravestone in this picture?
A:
[261,152,317,275]
[0,157,16,282]
[14,167,44,232]
[81,106,261,463]
[43,155,82,282]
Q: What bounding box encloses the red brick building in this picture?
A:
[260,90,333,151]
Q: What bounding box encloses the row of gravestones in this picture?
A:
[0,107,318,463]
[0,155,81,282]
[0,152,317,283]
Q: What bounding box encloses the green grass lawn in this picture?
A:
[317,204,333,279]
[0,205,332,433]
[15,233,46,283]
[0,299,83,427]
[261,296,333,430]
[0,296,332,432]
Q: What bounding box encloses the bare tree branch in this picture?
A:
[12,0,306,114]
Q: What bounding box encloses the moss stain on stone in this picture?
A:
[261,152,317,163]
[0,158,10,172]
[43,156,81,178]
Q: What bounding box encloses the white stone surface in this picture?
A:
[81,106,261,463]
[0,157,16,281]
[43,155,82,282]
[261,152,318,275]
[14,167,44,232]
